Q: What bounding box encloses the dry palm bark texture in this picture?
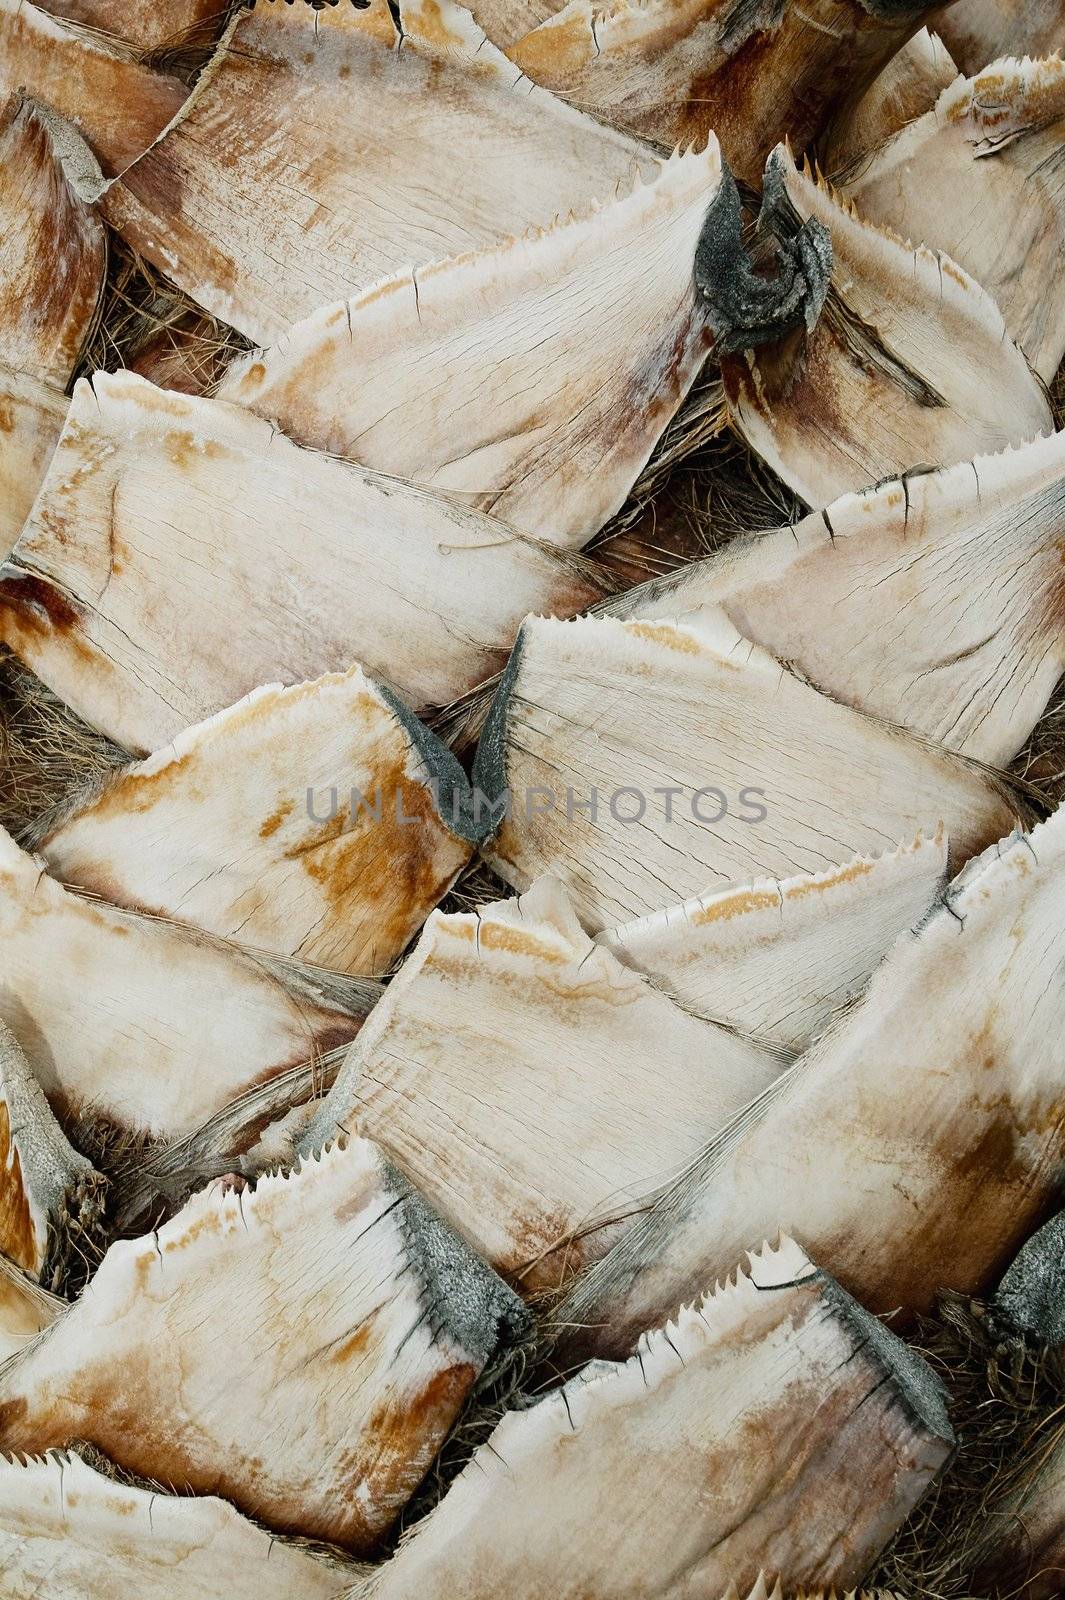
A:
[3,0,1065,1597]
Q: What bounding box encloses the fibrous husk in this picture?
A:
[0,366,66,561]
[822,25,958,174]
[476,610,1020,931]
[503,0,943,184]
[0,1135,528,1553]
[597,832,947,1056]
[842,55,1065,382]
[127,306,241,396]
[358,1238,953,1598]
[554,805,1065,1362]
[932,0,1065,77]
[610,430,1065,767]
[0,824,371,1151]
[0,1448,348,1600]
[297,877,781,1295]
[0,0,185,175]
[973,1452,1065,1598]
[993,1208,1065,1348]
[218,145,722,552]
[40,0,227,53]
[101,0,654,345]
[36,665,479,978]
[0,1018,106,1290]
[719,145,1052,507]
[0,370,598,752]
[0,95,105,387]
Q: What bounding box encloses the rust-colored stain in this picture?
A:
[327,1322,374,1366]
[0,398,14,434]
[259,800,295,839]
[0,7,186,178]
[691,885,782,926]
[0,1098,39,1275]
[508,7,591,79]
[0,98,106,385]
[409,0,467,51]
[162,1208,223,1256]
[162,431,230,471]
[0,570,85,635]
[446,918,569,964]
[939,257,972,291]
[0,1309,477,1553]
[353,1358,476,1535]
[626,619,705,657]
[783,856,876,900]
[286,741,472,973]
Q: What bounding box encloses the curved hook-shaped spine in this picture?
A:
[694,150,832,355]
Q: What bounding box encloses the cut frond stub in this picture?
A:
[0,1018,106,1291]
[362,1238,952,1598]
[843,56,1065,382]
[0,371,598,751]
[219,145,722,552]
[0,0,185,175]
[932,0,1065,77]
[41,0,226,52]
[298,877,782,1294]
[598,833,947,1056]
[0,1448,346,1600]
[555,805,1065,1361]
[614,430,1065,766]
[0,365,66,561]
[0,825,368,1153]
[0,94,105,387]
[0,1136,528,1552]
[504,0,943,184]
[718,145,1052,507]
[476,611,1020,931]
[101,0,654,344]
[822,26,958,175]
[37,666,479,978]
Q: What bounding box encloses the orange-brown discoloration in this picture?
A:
[258,800,294,839]
[284,742,471,974]
[0,1147,488,1554]
[691,886,783,925]
[626,619,705,656]
[163,431,229,470]
[357,1358,477,1518]
[0,97,105,388]
[41,665,472,978]
[0,1098,38,1274]
[407,0,468,50]
[0,5,186,177]
[445,917,569,963]
[43,0,225,53]
[783,856,876,900]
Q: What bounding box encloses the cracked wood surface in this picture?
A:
[299,877,781,1294]
[480,609,1019,930]
[219,145,721,552]
[557,804,1065,1360]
